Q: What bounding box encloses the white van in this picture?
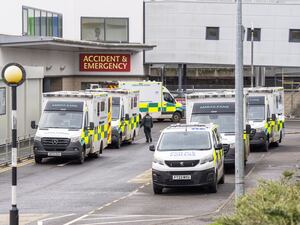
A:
[149,123,225,194]
[31,91,110,164]
[87,87,140,148]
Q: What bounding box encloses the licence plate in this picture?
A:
[172,175,191,180]
[48,152,62,157]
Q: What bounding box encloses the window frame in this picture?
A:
[0,87,6,116]
[81,17,129,43]
[22,6,63,37]
[289,29,300,43]
[247,28,261,42]
[206,27,220,40]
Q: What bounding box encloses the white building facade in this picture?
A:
[0,0,154,145]
[145,0,300,87]
[0,0,153,91]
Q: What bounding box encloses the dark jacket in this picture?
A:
[141,114,153,129]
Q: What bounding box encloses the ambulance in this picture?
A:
[149,123,225,194]
[86,87,140,148]
[245,87,285,151]
[186,90,251,166]
[119,81,184,122]
[31,91,110,164]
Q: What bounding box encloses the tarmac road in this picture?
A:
[0,120,298,225]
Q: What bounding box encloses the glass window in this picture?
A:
[34,10,41,36]
[47,12,53,36]
[22,8,28,35]
[163,92,174,103]
[158,131,211,151]
[0,88,6,115]
[41,11,47,36]
[28,8,35,36]
[206,27,219,40]
[53,14,59,37]
[247,28,261,42]
[22,7,62,37]
[81,17,128,42]
[39,111,83,129]
[58,15,63,37]
[289,29,300,43]
[101,102,105,112]
[105,18,128,42]
[82,18,105,41]
[191,113,235,133]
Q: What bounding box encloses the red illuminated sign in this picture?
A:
[79,54,131,72]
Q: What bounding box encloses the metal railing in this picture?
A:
[0,135,34,166]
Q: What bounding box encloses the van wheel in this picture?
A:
[116,134,122,149]
[219,172,225,184]
[262,139,269,152]
[92,142,102,158]
[153,183,163,194]
[207,174,218,193]
[172,112,181,123]
[77,149,85,164]
[34,156,42,164]
[279,131,282,143]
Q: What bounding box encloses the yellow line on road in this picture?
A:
[0,159,34,174]
[128,169,152,184]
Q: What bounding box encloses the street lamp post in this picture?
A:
[235,0,245,199]
[251,23,254,88]
[1,63,26,225]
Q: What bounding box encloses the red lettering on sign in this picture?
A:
[79,54,131,72]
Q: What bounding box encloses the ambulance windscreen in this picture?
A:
[191,103,235,133]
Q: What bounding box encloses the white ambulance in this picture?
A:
[119,81,184,122]
[245,87,285,151]
[31,91,110,164]
[149,123,225,194]
[86,88,140,148]
[186,90,251,166]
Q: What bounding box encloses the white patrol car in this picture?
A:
[149,123,225,194]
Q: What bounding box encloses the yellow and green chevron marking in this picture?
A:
[80,124,109,145]
[139,102,183,113]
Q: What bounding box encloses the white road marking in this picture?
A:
[63,214,88,225]
[57,161,74,167]
[37,214,75,225]
[75,217,190,225]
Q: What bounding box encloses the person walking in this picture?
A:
[140,112,153,143]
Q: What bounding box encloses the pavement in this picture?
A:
[0,121,299,225]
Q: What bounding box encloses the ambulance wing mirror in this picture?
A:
[245,124,251,134]
[125,114,130,121]
[149,145,155,152]
[31,121,38,129]
[89,122,94,130]
[214,143,222,150]
[271,114,276,121]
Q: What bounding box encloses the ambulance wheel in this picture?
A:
[153,183,163,194]
[273,141,279,147]
[219,172,225,184]
[116,134,122,149]
[279,131,283,143]
[208,174,218,193]
[34,156,42,164]
[131,131,136,142]
[77,149,85,164]
[262,140,269,152]
[92,142,102,158]
[172,112,181,123]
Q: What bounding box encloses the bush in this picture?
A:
[212,171,300,225]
